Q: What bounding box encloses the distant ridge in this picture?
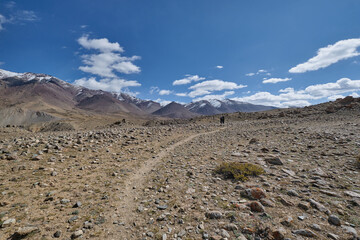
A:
[152,102,200,119]
[185,99,276,115]
[0,69,279,127]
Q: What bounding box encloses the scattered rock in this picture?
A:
[293,229,316,237]
[328,215,341,226]
[1,218,15,228]
[265,156,283,165]
[206,211,222,219]
[71,230,83,239]
[247,201,265,212]
[241,187,266,200]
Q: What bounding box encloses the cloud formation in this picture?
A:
[0,14,7,30]
[216,65,223,69]
[15,10,39,22]
[154,98,172,106]
[78,35,141,77]
[74,77,141,92]
[173,75,205,86]
[246,69,271,77]
[289,38,360,73]
[78,35,124,52]
[193,91,235,102]
[0,4,39,31]
[262,77,291,84]
[232,78,360,108]
[76,35,142,92]
[159,89,172,95]
[188,80,246,97]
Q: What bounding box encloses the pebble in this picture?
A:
[241,188,266,200]
[328,215,341,226]
[71,229,83,239]
[265,157,283,165]
[206,211,222,219]
[247,201,265,212]
[327,232,339,240]
[293,229,316,237]
[1,218,15,227]
[310,223,321,231]
[54,230,62,238]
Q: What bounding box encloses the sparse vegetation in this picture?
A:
[357,154,360,168]
[214,162,265,181]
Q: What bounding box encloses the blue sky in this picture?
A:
[1,0,360,107]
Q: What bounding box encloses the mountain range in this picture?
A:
[0,69,275,128]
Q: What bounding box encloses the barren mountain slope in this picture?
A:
[0,98,359,239]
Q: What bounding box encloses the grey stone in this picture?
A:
[327,233,339,240]
[309,224,321,231]
[328,215,341,226]
[293,229,316,237]
[54,230,62,238]
[265,157,283,165]
[206,211,222,219]
[71,230,83,239]
[73,201,82,208]
[1,218,15,227]
[157,205,168,210]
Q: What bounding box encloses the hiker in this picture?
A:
[220,116,225,124]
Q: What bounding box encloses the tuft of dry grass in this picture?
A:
[214,162,265,181]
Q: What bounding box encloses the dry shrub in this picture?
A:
[215,162,265,181]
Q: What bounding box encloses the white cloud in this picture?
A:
[5,1,16,9]
[193,91,235,102]
[80,25,88,29]
[159,89,172,95]
[112,61,140,74]
[289,38,360,73]
[16,10,39,22]
[149,86,159,94]
[77,35,141,78]
[216,65,224,69]
[188,79,247,97]
[154,98,172,106]
[245,69,270,77]
[232,77,360,108]
[263,77,291,84]
[303,78,360,97]
[74,77,141,93]
[78,35,124,52]
[0,6,39,31]
[327,95,344,101]
[172,75,205,85]
[0,14,7,31]
[175,93,188,97]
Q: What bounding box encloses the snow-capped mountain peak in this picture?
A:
[0,69,54,82]
[185,98,276,115]
[0,69,21,79]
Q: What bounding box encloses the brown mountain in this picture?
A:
[0,69,150,128]
[116,93,162,113]
[152,102,200,119]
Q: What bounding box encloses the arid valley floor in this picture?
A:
[0,101,360,240]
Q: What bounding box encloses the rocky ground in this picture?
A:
[0,105,360,239]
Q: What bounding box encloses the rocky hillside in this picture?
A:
[0,99,359,239]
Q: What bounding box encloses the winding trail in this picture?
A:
[117,128,224,233]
